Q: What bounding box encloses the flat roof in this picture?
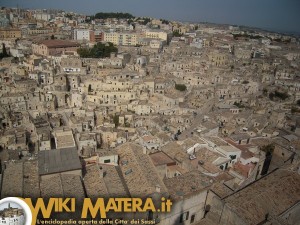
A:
[205,136,228,146]
[219,145,241,153]
[149,151,175,166]
[38,148,82,176]
[55,130,76,149]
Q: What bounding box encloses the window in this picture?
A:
[180,211,189,223]
[230,155,236,160]
[190,214,195,223]
[104,159,111,163]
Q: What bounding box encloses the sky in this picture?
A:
[1,0,300,33]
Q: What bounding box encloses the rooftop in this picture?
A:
[232,162,256,178]
[37,39,80,48]
[1,161,41,199]
[54,130,76,149]
[164,170,213,201]
[205,136,228,146]
[116,142,168,197]
[1,162,24,198]
[225,139,256,159]
[161,142,187,163]
[84,164,110,198]
[38,148,82,176]
[149,151,176,166]
[210,182,234,199]
[40,174,84,200]
[219,145,241,153]
[224,167,300,224]
[190,147,224,173]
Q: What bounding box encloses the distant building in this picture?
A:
[72,29,91,41]
[33,12,53,21]
[0,204,24,225]
[0,16,9,27]
[0,28,22,39]
[145,30,171,42]
[32,39,80,56]
[61,57,83,73]
[206,166,300,225]
[92,30,104,42]
[103,32,137,46]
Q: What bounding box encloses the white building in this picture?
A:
[0,214,24,225]
[73,29,91,41]
[34,12,53,21]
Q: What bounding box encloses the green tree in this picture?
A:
[65,13,73,20]
[77,48,91,58]
[94,12,134,19]
[274,90,289,100]
[269,90,289,101]
[173,31,182,37]
[261,144,275,154]
[233,102,245,108]
[138,17,151,25]
[85,16,95,23]
[127,19,134,24]
[0,43,10,59]
[77,42,118,58]
[160,19,169,25]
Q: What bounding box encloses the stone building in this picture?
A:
[0,204,24,225]
[32,39,80,56]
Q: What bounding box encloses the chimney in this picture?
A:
[99,166,104,178]
[110,52,116,59]
[155,184,161,193]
